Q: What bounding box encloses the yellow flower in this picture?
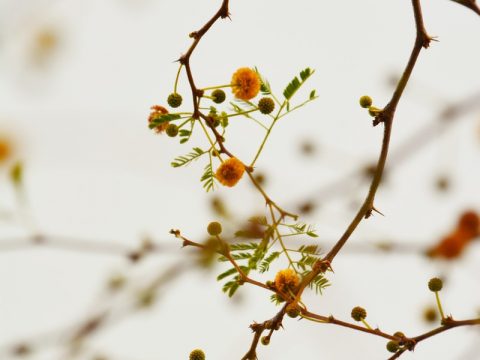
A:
[231,67,260,100]
[215,157,245,187]
[274,268,300,293]
[148,105,169,133]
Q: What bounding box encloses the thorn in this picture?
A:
[372,206,385,216]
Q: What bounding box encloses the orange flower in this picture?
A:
[427,233,468,260]
[231,67,260,100]
[274,268,300,293]
[0,137,12,164]
[458,210,479,238]
[148,105,169,133]
[215,157,245,187]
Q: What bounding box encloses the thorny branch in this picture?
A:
[450,0,480,15]
[321,0,433,265]
[241,305,287,360]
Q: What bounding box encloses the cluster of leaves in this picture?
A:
[153,67,317,192]
[216,217,329,298]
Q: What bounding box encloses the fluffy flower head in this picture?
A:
[274,268,300,293]
[231,67,260,100]
[215,157,245,187]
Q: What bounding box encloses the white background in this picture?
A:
[1,0,480,359]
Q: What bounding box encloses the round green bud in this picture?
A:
[393,331,405,338]
[261,336,270,346]
[359,95,373,108]
[207,221,222,236]
[212,89,226,104]
[189,349,205,360]
[258,97,275,114]
[428,277,443,292]
[386,341,399,353]
[166,124,178,137]
[351,306,367,321]
[167,93,182,108]
[286,305,300,318]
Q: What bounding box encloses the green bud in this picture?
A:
[258,97,275,115]
[351,306,367,321]
[189,349,205,360]
[207,221,222,236]
[386,341,399,353]
[428,277,443,292]
[167,93,182,108]
[166,124,179,137]
[212,89,226,104]
[359,95,373,108]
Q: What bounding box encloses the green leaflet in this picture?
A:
[200,163,216,192]
[148,113,181,128]
[171,147,205,168]
[283,67,315,100]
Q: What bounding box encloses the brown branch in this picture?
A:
[178,0,230,118]
[413,317,480,343]
[283,0,433,303]
[323,0,432,264]
[0,261,187,358]
[388,348,407,360]
[241,305,287,360]
[171,229,271,291]
[302,309,480,360]
[0,234,170,262]
[291,90,480,213]
[450,0,480,15]
[301,310,397,341]
[388,317,480,359]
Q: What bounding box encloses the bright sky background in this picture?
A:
[1,0,480,359]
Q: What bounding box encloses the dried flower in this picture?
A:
[215,157,245,187]
[148,105,170,133]
[231,67,260,100]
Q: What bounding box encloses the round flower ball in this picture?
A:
[231,67,260,100]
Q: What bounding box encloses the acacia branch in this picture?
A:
[241,305,287,360]
[178,0,230,118]
[323,0,432,264]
